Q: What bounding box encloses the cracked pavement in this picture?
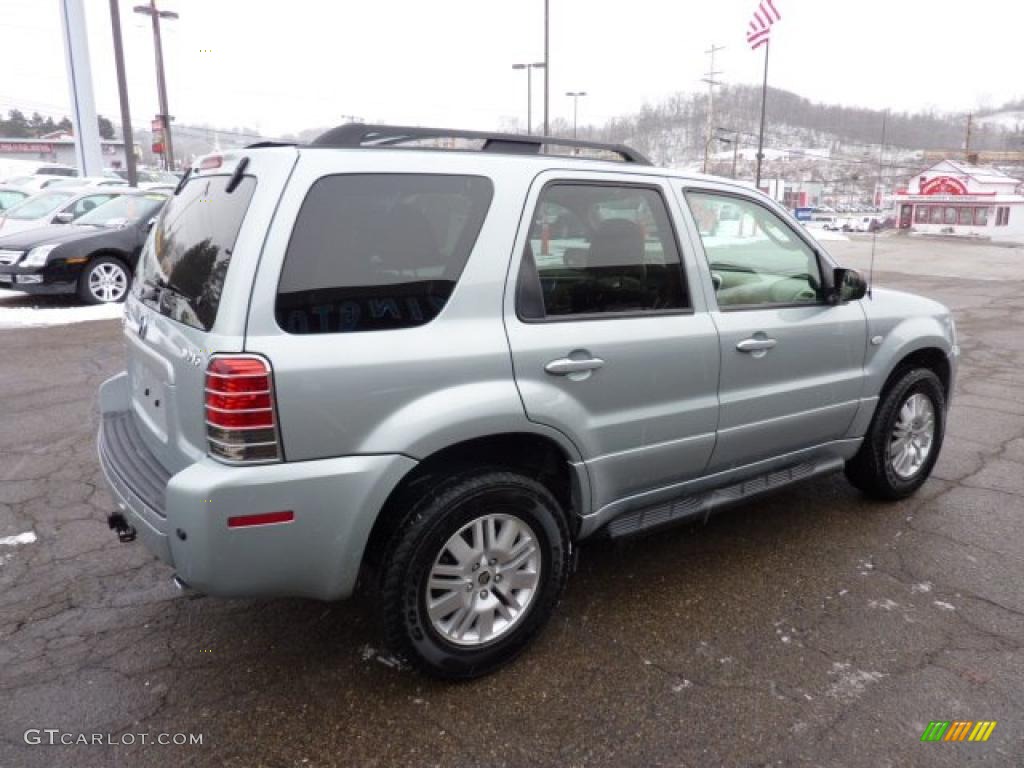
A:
[0,236,1022,767]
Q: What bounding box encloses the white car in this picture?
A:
[0,188,128,235]
[46,176,130,190]
[3,174,73,193]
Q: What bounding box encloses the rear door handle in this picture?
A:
[736,337,777,353]
[545,357,605,375]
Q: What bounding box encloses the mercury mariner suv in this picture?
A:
[98,124,957,679]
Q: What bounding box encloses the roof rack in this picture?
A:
[309,123,652,165]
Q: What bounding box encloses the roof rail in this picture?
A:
[310,123,652,165]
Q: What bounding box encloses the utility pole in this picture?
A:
[109,0,137,186]
[543,0,550,136]
[134,1,178,172]
[702,44,724,174]
[965,112,973,162]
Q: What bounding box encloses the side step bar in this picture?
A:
[604,457,844,539]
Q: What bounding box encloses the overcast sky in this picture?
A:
[1,0,1022,139]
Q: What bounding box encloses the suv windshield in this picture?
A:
[5,190,74,220]
[134,174,257,331]
[77,193,167,228]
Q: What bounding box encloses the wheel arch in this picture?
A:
[360,431,588,588]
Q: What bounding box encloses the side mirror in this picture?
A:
[146,217,157,231]
[831,267,867,304]
[53,212,74,224]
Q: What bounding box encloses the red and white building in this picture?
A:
[894,160,1023,243]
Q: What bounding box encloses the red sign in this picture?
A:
[0,142,52,153]
[151,117,164,155]
[920,176,968,196]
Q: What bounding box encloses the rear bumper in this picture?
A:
[97,372,417,600]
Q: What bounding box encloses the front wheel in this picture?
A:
[845,367,946,500]
[78,257,130,304]
[379,469,570,679]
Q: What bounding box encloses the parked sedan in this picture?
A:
[45,176,130,190]
[0,188,128,235]
[0,191,168,304]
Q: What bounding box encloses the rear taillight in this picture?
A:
[205,355,281,463]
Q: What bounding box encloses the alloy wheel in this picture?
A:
[424,513,542,647]
[889,392,936,479]
[88,262,128,303]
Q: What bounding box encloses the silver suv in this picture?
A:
[98,125,957,678]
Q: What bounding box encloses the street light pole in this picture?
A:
[566,91,587,138]
[513,62,545,135]
[134,1,178,172]
[543,0,550,136]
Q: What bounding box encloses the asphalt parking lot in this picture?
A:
[0,235,1022,767]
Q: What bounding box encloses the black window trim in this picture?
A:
[274,171,495,335]
[682,186,837,313]
[514,179,695,324]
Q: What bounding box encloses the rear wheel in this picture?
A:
[378,469,570,679]
[845,367,945,500]
[78,257,129,304]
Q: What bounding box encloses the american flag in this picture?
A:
[747,0,781,50]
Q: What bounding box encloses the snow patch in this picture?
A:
[0,290,123,328]
[868,598,900,611]
[358,644,404,669]
[933,601,956,611]
[0,531,36,547]
[671,679,693,693]
[826,662,886,702]
[911,582,933,594]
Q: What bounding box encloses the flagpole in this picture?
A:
[754,39,769,189]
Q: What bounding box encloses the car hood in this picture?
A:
[0,224,110,250]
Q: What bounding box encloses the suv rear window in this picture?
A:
[276,174,493,334]
[135,175,257,331]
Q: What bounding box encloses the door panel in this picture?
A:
[504,174,720,513]
[710,303,866,470]
[681,186,868,472]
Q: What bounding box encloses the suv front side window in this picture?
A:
[517,183,689,320]
[685,191,823,309]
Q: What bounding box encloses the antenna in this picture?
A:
[868,111,887,299]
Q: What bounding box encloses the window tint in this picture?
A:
[517,183,688,319]
[276,174,493,334]
[134,177,255,331]
[686,191,823,308]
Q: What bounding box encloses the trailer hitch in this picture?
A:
[107,512,137,543]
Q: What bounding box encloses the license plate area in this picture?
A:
[129,355,169,440]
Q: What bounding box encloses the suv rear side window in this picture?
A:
[135,175,257,331]
[276,174,493,334]
[516,183,689,320]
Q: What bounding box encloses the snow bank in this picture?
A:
[0,289,123,329]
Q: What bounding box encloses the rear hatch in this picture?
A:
[124,148,298,474]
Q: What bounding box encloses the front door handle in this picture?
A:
[736,337,777,353]
[545,356,605,375]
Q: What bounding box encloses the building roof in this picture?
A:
[928,159,1020,185]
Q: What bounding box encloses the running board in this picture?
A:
[604,457,845,539]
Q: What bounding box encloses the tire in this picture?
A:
[379,469,570,680]
[77,257,130,304]
[845,367,946,500]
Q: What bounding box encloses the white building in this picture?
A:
[0,135,138,172]
[894,160,1023,243]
